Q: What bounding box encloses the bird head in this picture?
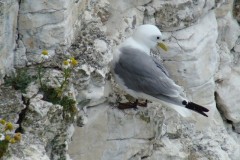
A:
[132,24,168,51]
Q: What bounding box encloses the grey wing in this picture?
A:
[114,47,182,98]
[152,56,169,77]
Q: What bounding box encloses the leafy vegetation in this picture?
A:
[41,85,77,122]
[0,120,22,158]
[4,68,36,93]
[37,51,79,122]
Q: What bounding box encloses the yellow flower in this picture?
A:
[5,122,13,131]
[63,60,70,69]
[71,58,78,66]
[9,138,16,144]
[41,50,49,60]
[0,119,6,125]
[63,60,69,65]
[5,135,11,141]
[42,50,49,55]
[14,133,22,141]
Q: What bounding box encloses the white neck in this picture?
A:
[121,37,150,55]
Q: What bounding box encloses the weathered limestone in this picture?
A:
[216,71,240,123]
[69,103,240,160]
[0,0,18,84]
[234,37,240,52]
[1,0,240,159]
[148,0,215,31]
[68,104,161,160]
[9,69,77,160]
[217,12,240,50]
[214,0,240,134]
[68,0,240,159]
[18,0,84,63]
[6,134,50,160]
[154,11,218,119]
[0,87,25,123]
[161,11,218,88]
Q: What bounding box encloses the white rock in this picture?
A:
[216,71,240,123]
[23,82,39,99]
[66,154,73,160]
[42,69,63,88]
[68,104,155,160]
[80,114,88,126]
[217,12,240,50]
[66,124,75,142]
[78,84,107,107]
[151,0,215,31]
[68,103,240,160]
[106,0,145,40]
[14,40,28,67]
[149,138,188,160]
[215,16,240,126]
[234,38,240,52]
[18,0,84,60]
[0,0,18,83]
[161,11,218,88]
[68,105,109,159]
[75,67,110,107]
[94,39,108,53]
[215,42,232,81]
[0,87,26,123]
[1,0,240,159]
[28,96,52,118]
[6,134,50,160]
[22,145,50,160]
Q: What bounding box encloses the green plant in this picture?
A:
[41,86,77,122]
[38,51,78,121]
[0,140,9,158]
[59,58,78,95]
[0,119,22,158]
[4,68,36,93]
[38,49,49,88]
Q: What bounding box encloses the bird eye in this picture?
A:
[157,36,160,40]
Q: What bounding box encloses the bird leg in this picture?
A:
[118,99,138,110]
[137,100,148,107]
[117,99,148,110]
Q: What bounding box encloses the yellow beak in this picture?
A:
[157,42,168,52]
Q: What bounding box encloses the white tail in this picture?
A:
[166,103,192,117]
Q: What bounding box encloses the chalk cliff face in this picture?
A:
[1,0,240,159]
[0,0,18,84]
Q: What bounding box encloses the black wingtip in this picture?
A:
[184,102,209,117]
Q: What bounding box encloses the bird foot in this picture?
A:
[117,100,148,110]
[137,100,148,107]
[117,101,138,110]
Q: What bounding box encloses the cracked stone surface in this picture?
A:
[2,68,77,160]
[1,0,240,160]
[18,0,84,62]
[0,0,18,84]
[69,104,240,160]
[147,0,215,31]
[0,87,25,123]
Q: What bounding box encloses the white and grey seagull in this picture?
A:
[111,24,209,117]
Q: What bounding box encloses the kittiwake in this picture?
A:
[111,24,209,117]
